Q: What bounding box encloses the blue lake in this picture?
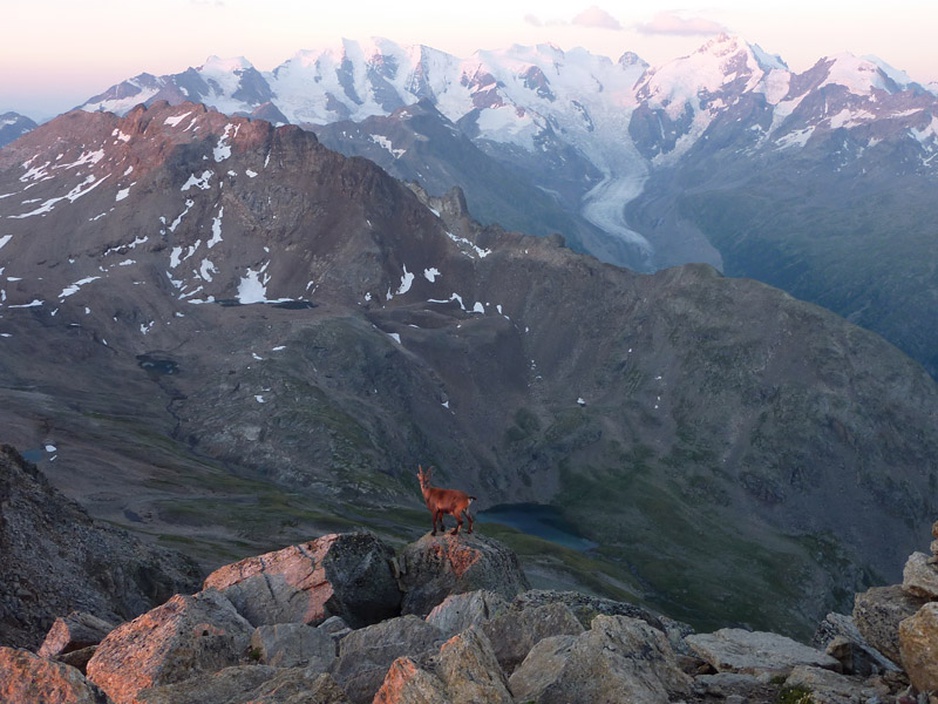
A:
[476,503,598,552]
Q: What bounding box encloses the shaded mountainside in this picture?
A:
[1,103,938,638]
[0,445,201,649]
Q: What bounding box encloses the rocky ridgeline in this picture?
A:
[8,527,938,704]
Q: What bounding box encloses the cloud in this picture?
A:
[635,11,726,37]
[523,13,543,27]
[572,6,622,31]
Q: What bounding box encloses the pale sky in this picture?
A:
[2,0,936,121]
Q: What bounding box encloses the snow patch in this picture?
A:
[181,171,213,191]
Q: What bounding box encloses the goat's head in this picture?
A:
[417,465,433,491]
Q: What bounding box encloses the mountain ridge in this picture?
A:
[2,102,938,637]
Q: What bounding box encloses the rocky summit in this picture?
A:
[1,102,938,638]
[6,525,938,703]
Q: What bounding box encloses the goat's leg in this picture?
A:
[451,511,463,536]
[431,510,439,536]
[466,510,474,534]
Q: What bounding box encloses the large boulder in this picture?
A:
[374,627,512,704]
[330,615,444,704]
[86,589,253,704]
[812,611,899,676]
[0,646,113,704]
[508,614,691,704]
[685,628,839,677]
[436,627,512,703]
[398,534,529,617]
[853,584,926,665]
[899,601,938,693]
[481,601,585,675]
[373,657,449,704]
[902,551,938,599]
[425,589,509,636]
[203,532,401,629]
[249,623,336,669]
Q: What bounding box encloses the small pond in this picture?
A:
[476,502,598,552]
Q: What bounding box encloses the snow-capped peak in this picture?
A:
[200,55,255,74]
[813,53,917,96]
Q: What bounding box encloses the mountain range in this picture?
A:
[70,34,938,380]
[2,100,938,639]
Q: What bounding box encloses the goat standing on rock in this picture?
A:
[417,465,475,536]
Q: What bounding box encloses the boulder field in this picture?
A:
[6,523,938,703]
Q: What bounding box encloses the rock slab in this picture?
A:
[398,534,529,617]
[86,589,253,704]
[204,532,400,629]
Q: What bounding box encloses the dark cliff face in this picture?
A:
[0,445,202,649]
[1,103,938,637]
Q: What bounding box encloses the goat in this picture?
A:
[417,465,475,536]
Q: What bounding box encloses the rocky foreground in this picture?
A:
[5,517,938,704]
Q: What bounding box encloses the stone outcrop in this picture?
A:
[86,589,254,704]
[398,533,530,616]
[854,584,926,665]
[686,628,840,676]
[204,532,401,629]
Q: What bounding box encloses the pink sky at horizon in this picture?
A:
[3,0,936,121]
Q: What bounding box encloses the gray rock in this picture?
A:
[39,611,117,659]
[511,588,692,653]
[250,623,336,669]
[784,665,883,704]
[903,551,938,599]
[812,611,899,675]
[137,666,351,704]
[373,657,449,704]
[685,628,839,676]
[204,532,401,629]
[425,589,509,636]
[508,614,691,704]
[331,615,444,704]
[375,626,512,704]
[481,601,584,675]
[899,601,938,694]
[0,645,114,704]
[854,584,927,665]
[398,534,529,617]
[319,615,353,643]
[434,626,512,703]
[692,672,781,703]
[86,589,253,704]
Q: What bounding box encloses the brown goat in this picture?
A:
[417,465,476,536]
